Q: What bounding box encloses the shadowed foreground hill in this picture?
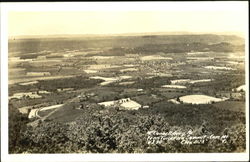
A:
[11,102,246,153]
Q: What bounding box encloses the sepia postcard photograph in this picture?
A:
[0,1,249,162]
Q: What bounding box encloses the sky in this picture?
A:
[8,3,248,37]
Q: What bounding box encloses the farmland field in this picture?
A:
[213,101,245,113]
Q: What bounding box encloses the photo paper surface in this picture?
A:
[1,2,249,162]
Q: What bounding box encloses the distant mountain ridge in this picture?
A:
[9,31,244,40]
[9,33,245,53]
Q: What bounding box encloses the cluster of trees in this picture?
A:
[37,76,101,92]
[86,47,128,57]
[132,76,171,89]
[9,103,29,153]
[9,75,102,96]
[211,73,245,92]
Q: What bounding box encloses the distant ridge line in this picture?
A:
[9,31,244,39]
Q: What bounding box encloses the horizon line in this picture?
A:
[8,31,245,39]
